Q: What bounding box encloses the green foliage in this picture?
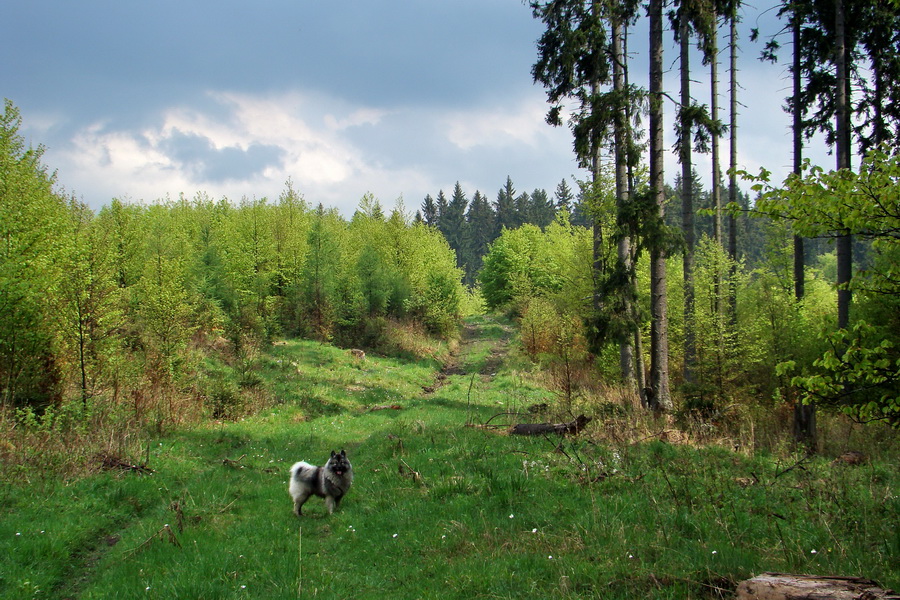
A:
[477,224,573,313]
[743,148,900,423]
[791,322,900,426]
[3,318,898,599]
[0,99,68,407]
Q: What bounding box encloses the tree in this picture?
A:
[554,178,575,214]
[531,0,646,390]
[435,190,449,235]
[747,147,900,426]
[465,190,495,285]
[0,100,67,407]
[58,197,123,405]
[528,188,556,229]
[444,182,469,268]
[421,194,438,227]
[648,0,673,410]
[301,204,345,340]
[494,176,519,234]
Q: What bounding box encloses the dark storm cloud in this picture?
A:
[161,130,284,183]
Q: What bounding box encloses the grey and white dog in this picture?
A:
[288,450,353,516]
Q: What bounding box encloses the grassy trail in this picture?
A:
[3,315,898,599]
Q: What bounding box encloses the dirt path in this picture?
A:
[423,315,513,394]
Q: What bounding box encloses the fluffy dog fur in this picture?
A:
[289,450,353,516]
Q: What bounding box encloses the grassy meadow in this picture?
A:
[2,316,898,599]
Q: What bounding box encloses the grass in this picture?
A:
[1,315,898,599]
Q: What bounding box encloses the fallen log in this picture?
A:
[509,414,591,436]
[736,572,900,600]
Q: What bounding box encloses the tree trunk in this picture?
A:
[649,0,672,411]
[679,14,696,387]
[835,0,852,330]
[736,572,899,600]
[792,10,805,302]
[623,23,647,401]
[728,8,738,321]
[709,13,725,392]
[792,7,816,448]
[613,16,635,389]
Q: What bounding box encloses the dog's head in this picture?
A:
[327,449,351,476]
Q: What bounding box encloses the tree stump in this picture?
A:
[736,572,900,600]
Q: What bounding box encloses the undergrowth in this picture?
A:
[0,315,897,599]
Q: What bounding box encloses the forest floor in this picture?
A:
[2,315,898,599]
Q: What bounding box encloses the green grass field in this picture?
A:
[2,316,898,599]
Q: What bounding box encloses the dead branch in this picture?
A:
[509,414,592,436]
[95,452,154,475]
[222,454,246,467]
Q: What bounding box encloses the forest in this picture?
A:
[2,0,899,470]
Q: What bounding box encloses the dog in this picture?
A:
[288,450,353,516]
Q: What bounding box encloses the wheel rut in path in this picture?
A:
[423,316,513,394]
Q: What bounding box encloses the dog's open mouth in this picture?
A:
[334,469,345,475]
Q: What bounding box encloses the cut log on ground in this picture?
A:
[509,414,591,436]
[736,572,900,599]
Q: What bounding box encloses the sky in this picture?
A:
[1,1,834,217]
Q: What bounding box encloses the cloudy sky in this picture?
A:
[2,1,829,217]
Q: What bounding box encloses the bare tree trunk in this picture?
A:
[649,0,672,411]
[835,0,852,330]
[613,16,635,389]
[623,23,648,400]
[679,14,696,387]
[791,7,816,448]
[728,5,739,321]
[709,13,725,393]
[792,11,805,302]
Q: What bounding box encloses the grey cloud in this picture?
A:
[161,130,285,183]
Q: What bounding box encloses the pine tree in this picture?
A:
[554,178,575,214]
[444,182,469,270]
[465,190,496,285]
[435,190,449,236]
[421,194,438,227]
[494,176,518,235]
[529,188,555,229]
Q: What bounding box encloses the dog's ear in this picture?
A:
[340,449,346,457]
[331,450,337,457]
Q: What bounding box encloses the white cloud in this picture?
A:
[54,91,392,211]
[443,95,556,150]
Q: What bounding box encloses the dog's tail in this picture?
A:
[289,461,317,480]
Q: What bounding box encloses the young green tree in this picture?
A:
[746,147,900,425]
[57,197,123,405]
[301,204,345,340]
[0,100,68,407]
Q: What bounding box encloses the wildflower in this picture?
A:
[548,555,553,560]
[711,550,717,555]
[393,533,398,538]
[509,514,514,519]
[810,549,817,554]
[532,528,538,533]
[628,554,634,559]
